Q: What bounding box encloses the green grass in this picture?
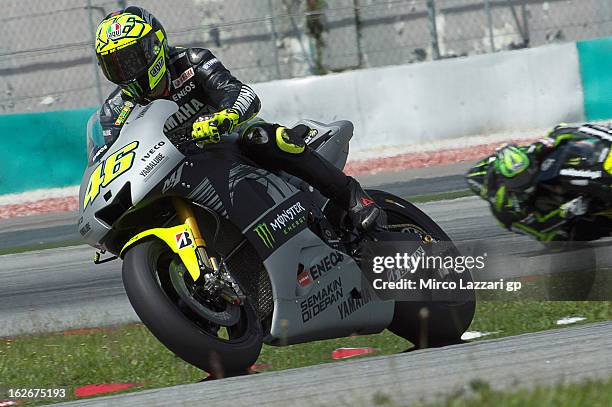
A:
[0,240,84,256]
[1,301,610,405]
[409,189,472,203]
[476,268,612,302]
[466,301,610,338]
[371,377,612,407]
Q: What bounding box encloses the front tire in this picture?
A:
[122,240,263,377]
[367,190,476,348]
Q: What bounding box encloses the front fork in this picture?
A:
[172,197,219,273]
[172,198,243,304]
[120,198,242,302]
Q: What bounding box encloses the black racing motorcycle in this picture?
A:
[79,100,475,376]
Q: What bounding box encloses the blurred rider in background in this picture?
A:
[94,6,384,231]
[465,123,612,241]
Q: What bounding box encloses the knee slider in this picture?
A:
[275,125,306,154]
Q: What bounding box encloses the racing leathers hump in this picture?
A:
[99,46,261,142]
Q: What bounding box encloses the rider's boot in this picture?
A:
[334,177,386,231]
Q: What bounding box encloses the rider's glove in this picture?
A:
[191,108,240,144]
[560,196,588,218]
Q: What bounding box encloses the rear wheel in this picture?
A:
[367,190,476,348]
[122,240,263,377]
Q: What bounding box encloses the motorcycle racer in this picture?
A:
[465,123,612,241]
[94,6,383,231]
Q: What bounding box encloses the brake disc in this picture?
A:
[168,261,240,326]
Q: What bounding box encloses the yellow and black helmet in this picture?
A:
[95,7,168,100]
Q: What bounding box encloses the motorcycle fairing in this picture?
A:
[296,119,352,170]
[120,223,201,281]
[80,99,299,254]
[261,225,394,345]
[233,189,392,345]
[537,139,612,193]
[79,100,185,251]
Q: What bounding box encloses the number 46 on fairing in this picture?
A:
[84,141,139,208]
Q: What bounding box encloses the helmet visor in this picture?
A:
[97,31,158,85]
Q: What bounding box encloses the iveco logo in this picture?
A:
[141,141,165,162]
[150,57,164,77]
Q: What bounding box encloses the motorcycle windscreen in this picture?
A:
[86,111,108,165]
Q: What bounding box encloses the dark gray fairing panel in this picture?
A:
[234,120,392,344]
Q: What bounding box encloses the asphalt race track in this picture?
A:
[1,170,611,336]
[53,322,612,407]
[1,170,611,406]
[0,193,505,337]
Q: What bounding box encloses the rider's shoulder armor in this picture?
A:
[186,47,210,65]
[168,46,224,76]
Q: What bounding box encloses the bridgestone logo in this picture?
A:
[254,223,275,249]
[270,202,306,231]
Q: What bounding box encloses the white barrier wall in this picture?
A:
[252,43,585,153]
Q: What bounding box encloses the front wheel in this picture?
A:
[367,190,476,348]
[122,240,263,377]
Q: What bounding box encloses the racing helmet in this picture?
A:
[95,7,168,101]
[493,144,538,190]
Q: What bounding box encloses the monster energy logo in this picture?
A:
[254,223,275,248]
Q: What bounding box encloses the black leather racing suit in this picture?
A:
[479,124,612,241]
[99,46,353,204]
